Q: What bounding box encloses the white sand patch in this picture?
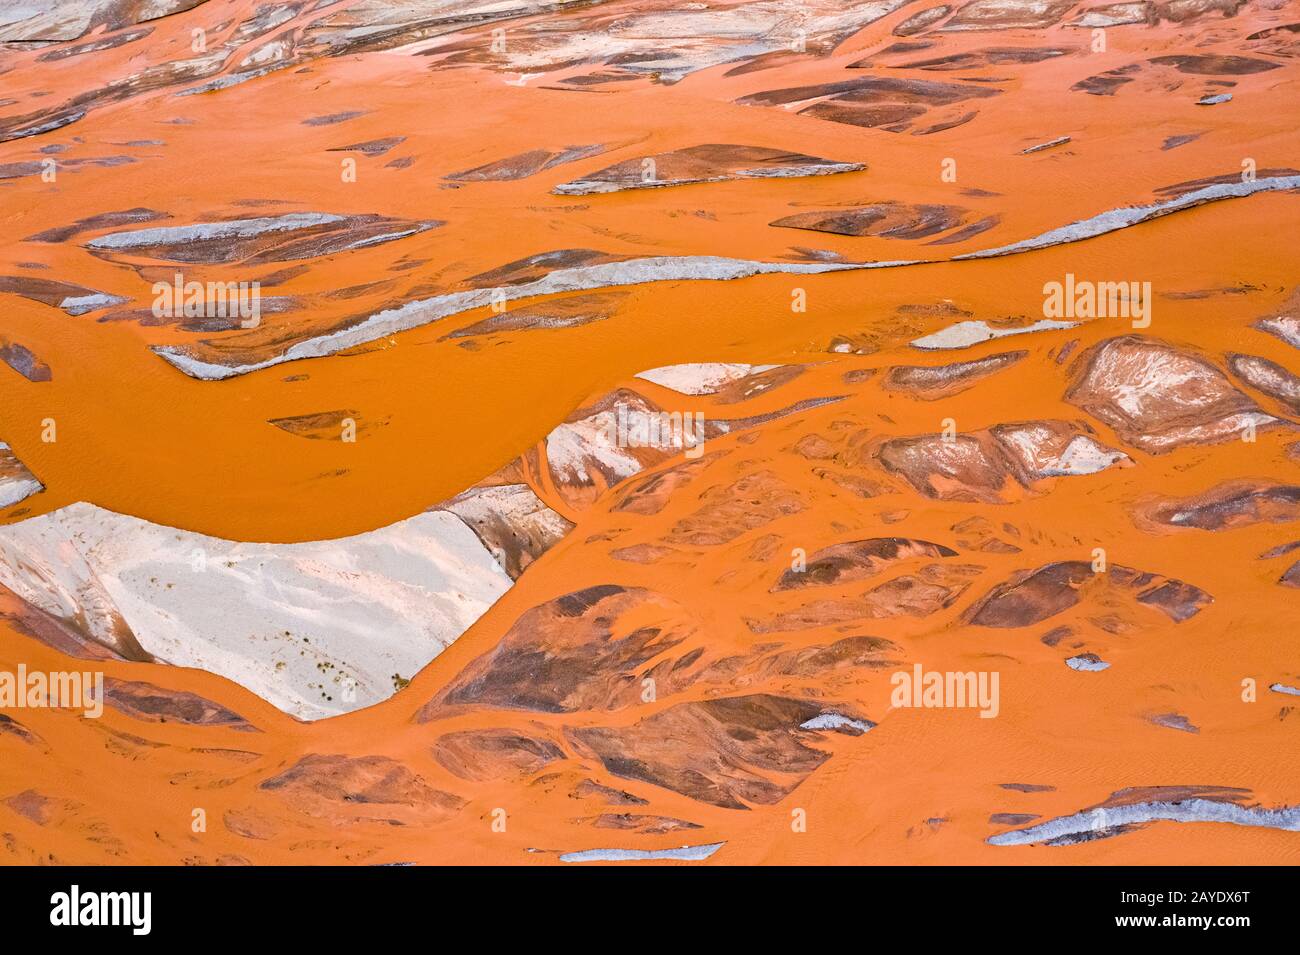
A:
[0,502,514,720]
[989,799,1300,846]
[86,213,345,249]
[911,319,1077,350]
[635,362,780,395]
[545,413,643,486]
[559,842,725,863]
[1049,435,1132,476]
[0,478,42,508]
[1257,315,1300,349]
[993,426,1131,479]
[800,712,875,734]
[57,292,130,316]
[0,442,43,508]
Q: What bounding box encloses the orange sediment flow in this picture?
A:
[0,0,1298,864]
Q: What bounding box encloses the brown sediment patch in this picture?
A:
[566,694,843,809]
[894,5,953,35]
[432,729,565,782]
[0,713,42,746]
[967,562,1212,628]
[224,807,279,840]
[770,202,972,240]
[713,365,804,404]
[1225,352,1300,414]
[552,144,864,195]
[990,812,1040,824]
[1064,336,1281,453]
[941,0,1077,31]
[869,433,1018,502]
[464,248,628,288]
[259,754,464,816]
[572,779,648,806]
[301,111,368,127]
[882,350,1026,399]
[433,482,574,580]
[1161,132,1204,150]
[327,136,406,156]
[1072,64,1143,95]
[0,583,118,661]
[444,291,627,339]
[876,420,1129,502]
[103,677,257,731]
[927,214,999,242]
[0,340,51,382]
[269,409,383,441]
[662,471,804,547]
[748,562,982,632]
[418,585,693,716]
[1148,54,1281,75]
[951,516,1021,554]
[34,26,154,61]
[2,790,71,826]
[1148,712,1199,733]
[446,144,610,181]
[611,453,724,517]
[23,207,169,243]
[610,543,678,564]
[0,275,127,315]
[590,813,701,833]
[763,635,902,676]
[1138,480,1300,530]
[883,46,1070,70]
[740,76,998,110]
[771,537,959,591]
[1100,785,1249,807]
[85,212,438,265]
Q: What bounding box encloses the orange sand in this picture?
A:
[0,0,1297,865]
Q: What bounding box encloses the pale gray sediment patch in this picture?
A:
[912,319,1077,350]
[58,292,130,315]
[1065,654,1110,671]
[1022,136,1071,154]
[152,174,1300,379]
[554,161,865,196]
[1197,93,1232,105]
[1256,316,1300,349]
[0,478,42,509]
[174,62,297,97]
[988,798,1300,846]
[87,213,347,250]
[0,500,537,720]
[0,440,42,508]
[4,111,85,141]
[956,174,1300,260]
[1271,682,1300,696]
[800,712,875,733]
[345,227,425,250]
[635,362,782,395]
[559,842,725,863]
[153,255,905,379]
